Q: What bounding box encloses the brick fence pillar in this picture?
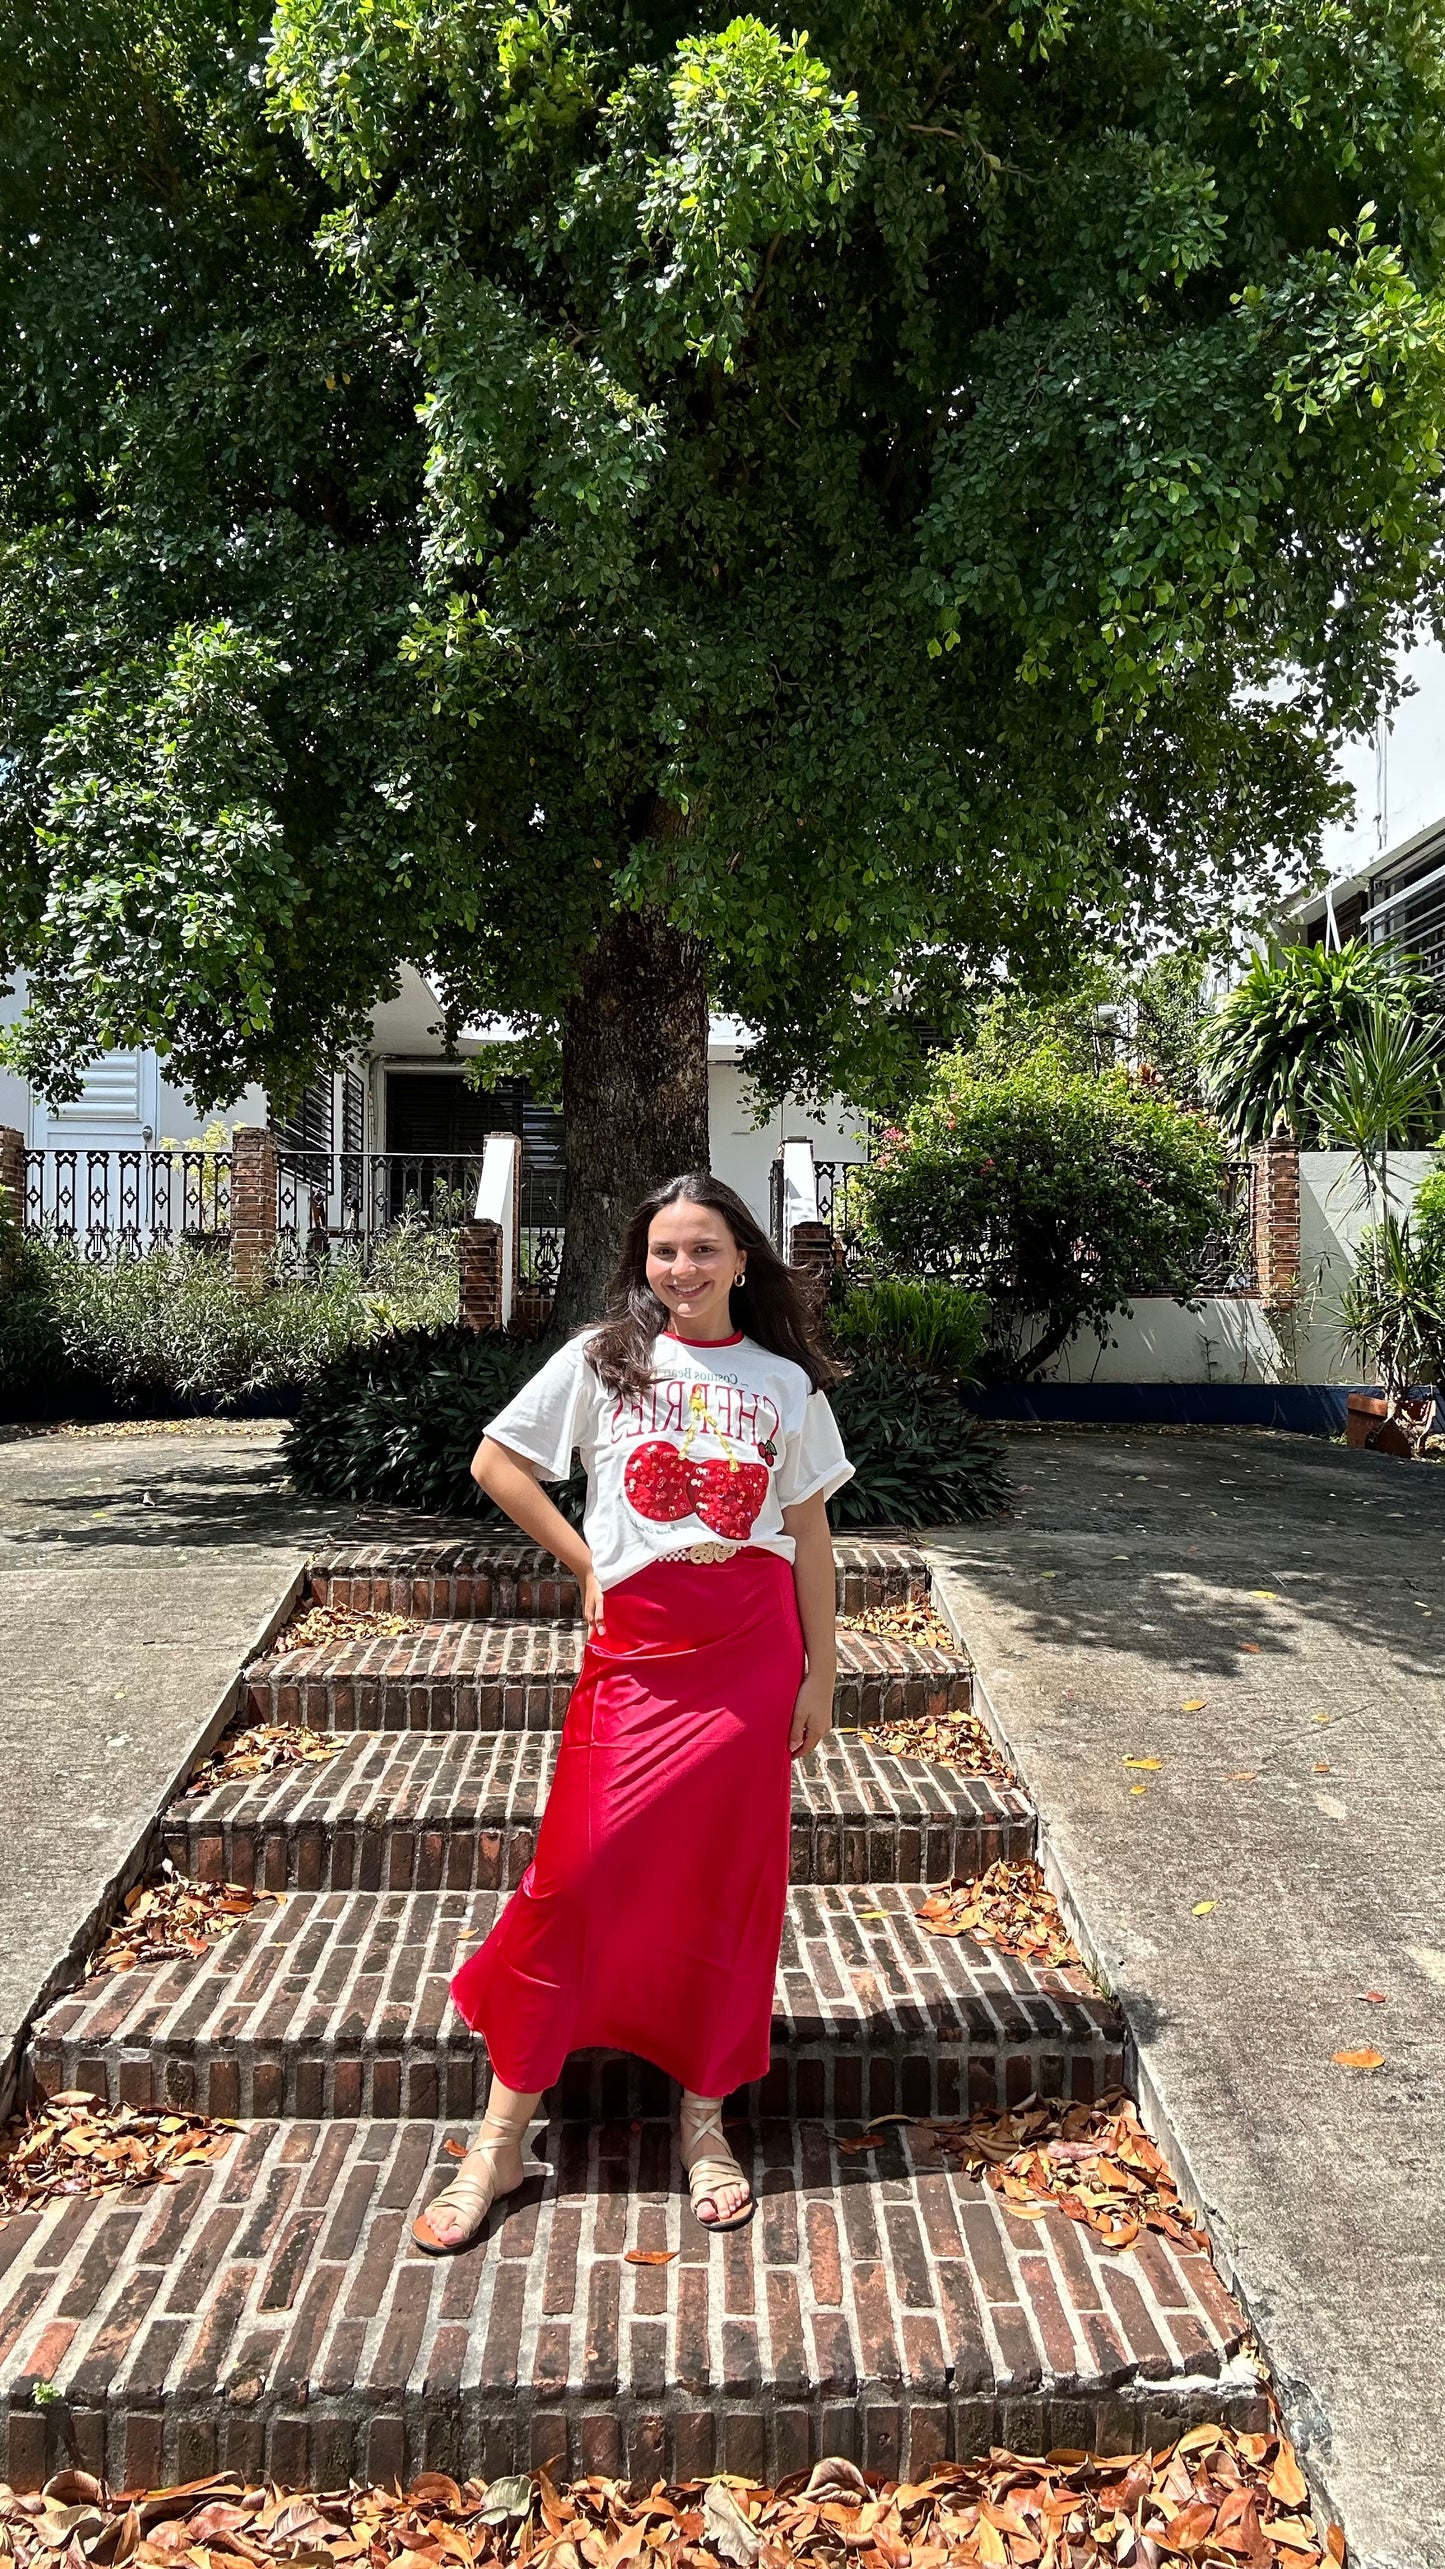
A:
[459,1219,505,1333]
[0,1125,24,1223]
[789,1218,836,1319]
[230,1126,278,1289]
[1253,1132,1300,1306]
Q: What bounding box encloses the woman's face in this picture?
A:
[645,1199,744,1339]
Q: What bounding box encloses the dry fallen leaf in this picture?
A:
[1364,1990,1387,2004]
[915,1860,1083,1969]
[0,2096,235,2213]
[184,1719,342,1797]
[1180,1698,1207,1712]
[623,2248,677,2265]
[924,2089,1209,2256]
[89,1866,279,1976]
[1124,1756,1162,1770]
[0,2434,1331,2569]
[1331,2049,1384,2071]
[838,1602,955,1649]
[283,1603,425,1650]
[867,1705,1014,1783]
[1192,1901,1217,1916]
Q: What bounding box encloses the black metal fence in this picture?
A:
[796,1152,1258,1297]
[22,1148,232,1259]
[274,1150,567,1293]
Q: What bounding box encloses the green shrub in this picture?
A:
[285,1326,1009,1528]
[830,1277,988,1380]
[1413,1164,1445,1282]
[829,1361,1008,1526]
[1200,939,1443,1146]
[855,1047,1229,1378]
[0,1220,461,1418]
[282,1325,583,1518]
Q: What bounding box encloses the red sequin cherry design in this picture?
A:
[623,1441,695,1522]
[689,1456,770,1539]
[622,1381,773,1538]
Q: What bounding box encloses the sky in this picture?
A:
[1317,633,1445,886]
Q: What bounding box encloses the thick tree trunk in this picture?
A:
[549,907,711,1335]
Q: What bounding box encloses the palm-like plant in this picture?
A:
[1310,1008,1445,1450]
[1335,1215,1445,1456]
[1200,940,1440,1145]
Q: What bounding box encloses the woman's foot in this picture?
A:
[412,2089,539,2254]
[680,2092,754,2232]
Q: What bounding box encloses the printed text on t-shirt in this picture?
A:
[607,1383,782,1446]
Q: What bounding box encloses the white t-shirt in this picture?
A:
[484,1328,854,1592]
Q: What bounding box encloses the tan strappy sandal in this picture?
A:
[680,2093,755,2233]
[412,2103,532,2255]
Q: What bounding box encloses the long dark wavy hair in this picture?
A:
[584,1172,840,1399]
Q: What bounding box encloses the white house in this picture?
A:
[0,963,868,1240]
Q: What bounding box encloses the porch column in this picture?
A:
[230,1126,278,1288]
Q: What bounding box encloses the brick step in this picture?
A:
[244,1623,970,1735]
[0,2112,1263,2494]
[33,1886,1122,2127]
[164,1729,1033,1895]
[307,1533,932,1624]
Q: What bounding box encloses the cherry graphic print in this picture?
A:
[623,1442,696,1523]
[690,1457,770,1539]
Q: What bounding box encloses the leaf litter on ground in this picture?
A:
[281,1603,425,1652]
[0,2434,1338,2569]
[915,1860,1081,1969]
[89,1863,280,1975]
[182,1720,342,1797]
[908,2089,1211,2256]
[837,1601,956,1649]
[869,1707,1015,1783]
[0,2094,236,2215]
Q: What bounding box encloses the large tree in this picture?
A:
[4,0,1445,1320]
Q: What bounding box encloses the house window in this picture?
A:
[274,1079,333,1155]
[341,1070,365,1158]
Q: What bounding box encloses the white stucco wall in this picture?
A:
[1020,1149,1441,1385]
[708,1057,868,1230]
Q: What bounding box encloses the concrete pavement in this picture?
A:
[928,1427,1445,2569]
[0,1425,350,2112]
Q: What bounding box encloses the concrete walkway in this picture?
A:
[928,1427,1445,2569]
[0,1425,348,2110]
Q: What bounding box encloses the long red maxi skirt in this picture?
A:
[450,1549,804,2098]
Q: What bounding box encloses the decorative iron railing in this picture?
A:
[274,1150,567,1295]
[803,1151,1257,1298]
[22,1148,232,1259]
[813,1160,870,1273]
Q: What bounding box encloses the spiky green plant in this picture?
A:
[1200,942,1441,1146]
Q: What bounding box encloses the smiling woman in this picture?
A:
[408,1172,853,2257]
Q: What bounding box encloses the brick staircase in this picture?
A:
[2,1535,1264,2494]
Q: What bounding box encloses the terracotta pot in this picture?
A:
[1346,1391,1435,1457]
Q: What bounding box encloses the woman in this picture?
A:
[411,1172,853,2250]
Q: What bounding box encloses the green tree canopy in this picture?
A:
[4,0,1445,1312]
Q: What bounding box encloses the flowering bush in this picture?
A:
[854,1047,1230,1378]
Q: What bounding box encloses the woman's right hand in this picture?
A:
[582,1568,605,1635]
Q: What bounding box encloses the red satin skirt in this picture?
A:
[450,1549,803,2097]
